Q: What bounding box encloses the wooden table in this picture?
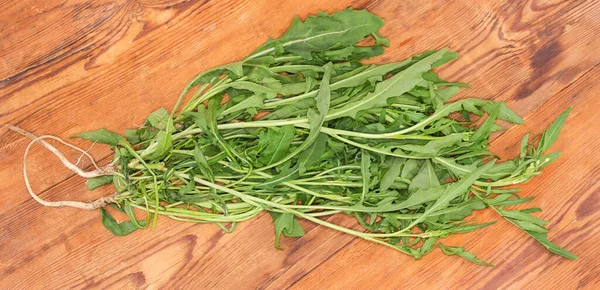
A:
[1,1,599,289]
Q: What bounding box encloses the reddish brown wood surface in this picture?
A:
[1,0,599,289]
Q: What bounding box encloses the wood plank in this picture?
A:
[1,0,599,289]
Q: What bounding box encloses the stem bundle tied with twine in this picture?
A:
[9,9,577,264]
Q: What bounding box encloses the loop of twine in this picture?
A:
[6,125,117,210]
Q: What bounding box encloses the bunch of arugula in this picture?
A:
[79,9,576,264]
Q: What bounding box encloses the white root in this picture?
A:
[6,125,117,210]
[75,141,97,167]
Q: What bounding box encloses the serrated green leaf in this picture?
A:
[510,219,549,233]
[228,81,280,99]
[538,107,571,154]
[298,133,329,174]
[482,160,517,181]
[326,48,449,120]
[482,102,524,124]
[264,62,332,171]
[141,131,172,161]
[529,232,578,260]
[444,222,495,234]
[305,76,318,93]
[401,159,421,179]
[101,208,146,236]
[258,125,296,165]
[432,51,459,68]
[249,9,385,59]
[488,195,534,206]
[75,128,125,146]
[409,160,440,192]
[124,129,141,144]
[420,237,439,254]
[436,86,461,102]
[146,108,175,132]
[396,185,447,209]
[260,166,300,189]
[222,94,266,116]
[434,198,487,222]
[194,145,215,183]
[270,212,305,250]
[405,161,495,228]
[471,103,500,142]
[380,157,405,191]
[438,244,493,266]
[500,209,549,225]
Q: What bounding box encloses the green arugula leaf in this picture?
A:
[475,188,577,260]
[404,161,495,229]
[228,81,281,99]
[146,108,175,132]
[432,51,459,68]
[471,103,500,142]
[529,232,578,260]
[194,145,215,183]
[270,212,305,250]
[397,185,448,209]
[436,86,460,102]
[442,221,495,235]
[222,94,266,116]
[249,9,385,59]
[380,157,405,191]
[538,152,562,169]
[326,48,449,120]
[438,244,493,266]
[482,102,524,124]
[140,130,173,161]
[262,62,333,171]
[260,163,300,189]
[74,9,575,266]
[409,160,440,192]
[75,128,125,146]
[258,126,296,165]
[401,159,422,179]
[537,107,571,154]
[100,208,147,236]
[298,133,329,174]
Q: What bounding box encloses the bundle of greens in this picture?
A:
[18,9,577,265]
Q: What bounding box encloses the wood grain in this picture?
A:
[1,0,599,289]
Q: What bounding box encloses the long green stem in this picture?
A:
[187,174,414,255]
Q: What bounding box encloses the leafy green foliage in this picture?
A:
[409,160,440,192]
[146,108,175,132]
[438,244,493,266]
[250,9,386,60]
[82,9,575,265]
[100,208,146,236]
[75,128,125,146]
[380,157,404,191]
[270,212,305,250]
[258,125,296,165]
[326,48,449,120]
[298,133,329,174]
[537,107,571,153]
